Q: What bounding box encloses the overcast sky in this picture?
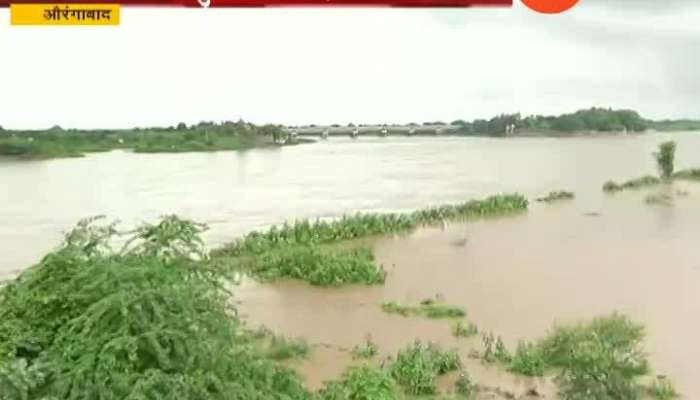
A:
[0,0,699,129]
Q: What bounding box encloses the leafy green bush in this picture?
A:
[0,216,312,400]
[389,341,460,396]
[317,366,399,400]
[654,141,676,179]
[245,245,386,286]
[539,314,651,400]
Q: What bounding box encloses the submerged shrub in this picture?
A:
[246,245,386,286]
[454,371,475,398]
[603,175,662,193]
[654,141,676,179]
[317,365,399,400]
[352,335,379,359]
[481,333,512,364]
[389,341,460,396]
[645,193,674,206]
[535,191,575,203]
[452,321,479,338]
[380,300,465,319]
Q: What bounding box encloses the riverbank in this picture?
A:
[0,122,309,160]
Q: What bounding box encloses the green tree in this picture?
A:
[654,141,676,179]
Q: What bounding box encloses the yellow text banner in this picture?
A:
[11,4,120,26]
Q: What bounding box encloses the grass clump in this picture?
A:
[262,336,311,361]
[352,335,379,359]
[317,365,399,400]
[451,321,479,338]
[654,141,676,180]
[0,216,313,400]
[647,376,679,400]
[389,341,461,396]
[381,298,466,320]
[245,245,386,286]
[535,190,575,203]
[507,341,547,377]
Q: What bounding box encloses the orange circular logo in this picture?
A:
[522,0,579,13]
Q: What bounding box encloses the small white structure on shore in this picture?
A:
[321,129,329,139]
[351,127,359,138]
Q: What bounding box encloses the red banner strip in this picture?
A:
[2,0,511,7]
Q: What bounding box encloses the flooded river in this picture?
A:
[2,132,700,396]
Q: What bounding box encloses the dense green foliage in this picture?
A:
[0,216,313,400]
[0,121,294,159]
[381,299,466,319]
[242,246,386,286]
[453,108,648,136]
[535,191,575,203]
[388,341,461,396]
[654,141,677,179]
[318,366,400,400]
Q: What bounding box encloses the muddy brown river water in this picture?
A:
[2,133,700,397]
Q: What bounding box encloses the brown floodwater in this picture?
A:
[236,183,700,397]
[2,133,700,396]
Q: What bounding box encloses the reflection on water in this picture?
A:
[2,132,700,395]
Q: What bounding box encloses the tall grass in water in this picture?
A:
[0,216,313,400]
[216,194,528,257]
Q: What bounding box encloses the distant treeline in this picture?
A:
[0,120,292,159]
[451,108,649,136]
[292,108,700,137]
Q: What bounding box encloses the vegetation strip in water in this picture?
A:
[212,194,527,287]
[216,194,528,258]
[535,190,575,203]
[603,141,700,194]
[479,313,679,400]
[381,298,466,319]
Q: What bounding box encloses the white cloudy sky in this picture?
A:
[0,0,699,129]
